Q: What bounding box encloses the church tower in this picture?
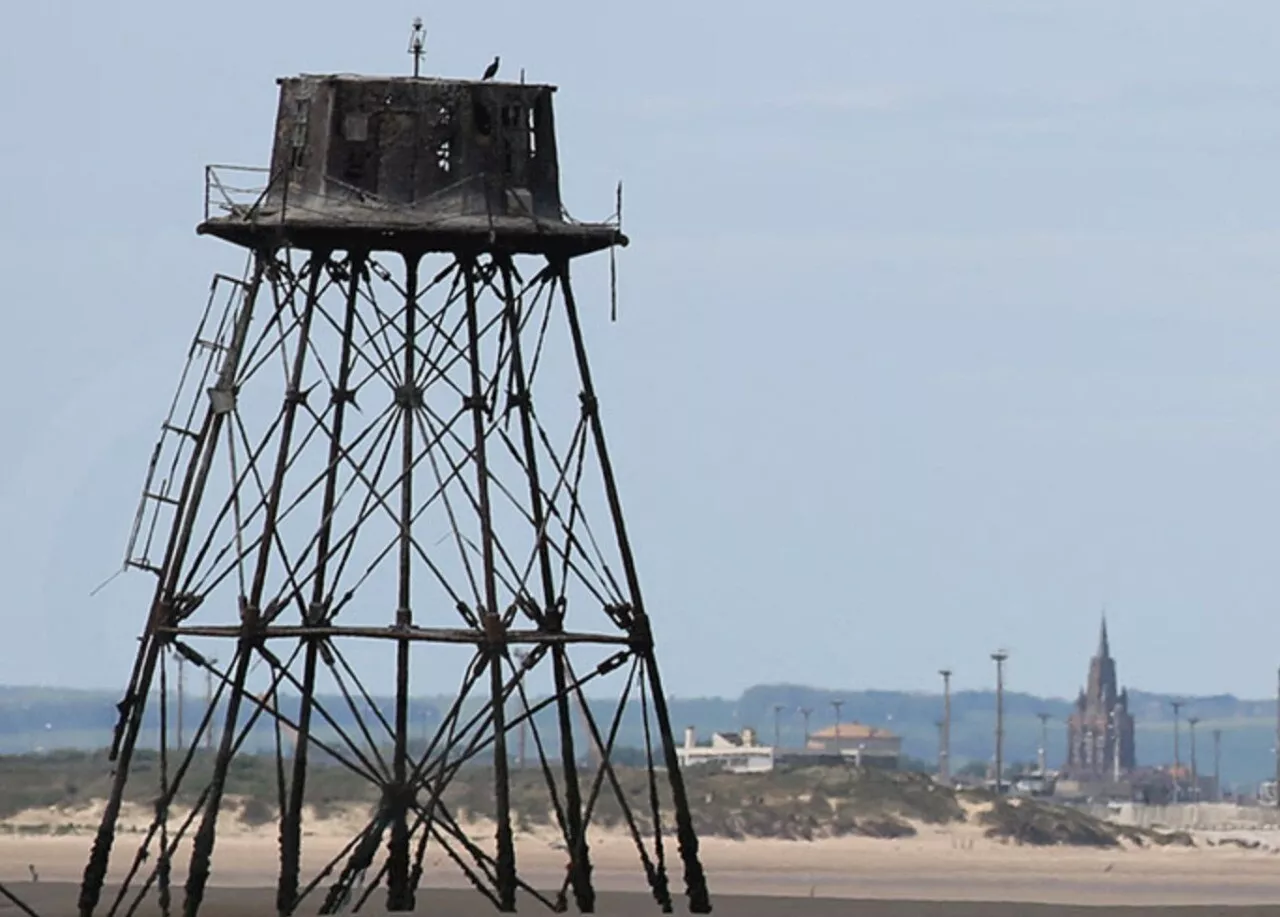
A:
[1066,616,1136,777]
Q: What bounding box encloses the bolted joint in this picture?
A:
[505,391,531,413]
[542,602,565,634]
[578,392,598,417]
[481,610,507,654]
[157,597,181,631]
[330,385,357,407]
[207,385,237,416]
[380,782,416,814]
[238,597,264,638]
[394,607,412,630]
[627,612,653,652]
[305,600,330,627]
[462,394,486,412]
[284,387,308,407]
[394,384,424,409]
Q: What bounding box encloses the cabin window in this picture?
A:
[527,106,538,158]
[290,99,310,169]
[472,100,493,138]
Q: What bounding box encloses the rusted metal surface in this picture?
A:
[79,62,708,917]
[199,75,625,258]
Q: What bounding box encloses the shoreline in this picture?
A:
[3,825,1280,907]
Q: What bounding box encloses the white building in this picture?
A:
[676,726,775,773]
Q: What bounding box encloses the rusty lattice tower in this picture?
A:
[78,66,710,917]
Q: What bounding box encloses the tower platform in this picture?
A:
[198,73,627,257]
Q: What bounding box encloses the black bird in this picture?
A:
[482,55,500,81]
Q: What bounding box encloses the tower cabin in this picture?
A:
[198,73,625,257]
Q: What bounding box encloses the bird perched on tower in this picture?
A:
[482,55,500,80]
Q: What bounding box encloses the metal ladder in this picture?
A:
[123,260,254,576]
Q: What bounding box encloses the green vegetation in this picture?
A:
[0,750,1190,848]
[976,795,1195,849]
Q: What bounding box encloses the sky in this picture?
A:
[2,1,1280,701]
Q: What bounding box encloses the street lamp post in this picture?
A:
[1170,700,1184,803]
[1213,728,1222,802]
[1036,712,1050,775]
[772,704,785,750]
[831,699,845,754]
[939,669,953,785]
[799,707,813,746]
[992,650,1008,794]
[1188,716,1200,800]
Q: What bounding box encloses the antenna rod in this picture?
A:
[408,17,426,78]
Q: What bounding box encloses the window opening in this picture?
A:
[290,98,310,170]
[472,101,493,137]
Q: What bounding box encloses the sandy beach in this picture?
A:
[4,800,1280,913]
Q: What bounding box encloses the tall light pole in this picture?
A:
[1170,700,1184,803]
[1187,716,1200,800]
[1036,712,1050,775]
[772,704,785,750]
[831,699,845,752]
[939,669,953,785]
[799,707,813,746]
[992,650,1008,793]
[1275,666,1280,808]
[1213,728,1222,802]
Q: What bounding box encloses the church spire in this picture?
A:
[1097,612,1110,660]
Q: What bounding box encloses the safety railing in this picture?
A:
[203,164,275,222]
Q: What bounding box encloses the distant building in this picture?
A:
[675,721,903,773]
[806,722,902,769]
[677,726,775,773]
[1065,617,1135,777]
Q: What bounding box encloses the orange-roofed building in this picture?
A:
[807,722,902,768]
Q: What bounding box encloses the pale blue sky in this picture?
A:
[2,1,1280,699]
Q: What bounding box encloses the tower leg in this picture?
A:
[557,260,711,913]
[462,257,518,910]
[498,256,595,912]
[185,250,324,917]
[278,251,367,916]
[80,257,266,917]
[386,253,419,913]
